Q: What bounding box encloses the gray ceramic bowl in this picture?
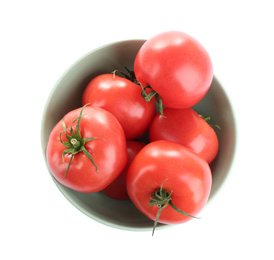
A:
[41,39,237,231]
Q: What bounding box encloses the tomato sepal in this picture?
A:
[199,114,221,130]
[60,104,105,177]
[149,179,199,236]
[111,67,166,117]
[140,84,166,118]
[112,67,138,84]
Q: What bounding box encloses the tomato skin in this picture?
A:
[102,141,146,200]
[126,140,212,224]
[134,31,213,108]
[46,106,128,193]
[82,74,156,140]
[149,108,219,164]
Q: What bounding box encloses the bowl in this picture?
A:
[41,39,237,231]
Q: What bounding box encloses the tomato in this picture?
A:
[102,141,146,200]
[149,108,219,164]
[82,73,156,140]
[46,105,128,193]
[134,31,213,109]
[126,140,212,234]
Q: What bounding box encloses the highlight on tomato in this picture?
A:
[126,140,212,235]
[134,31,213,113]
[46,104,128,193]
[149,107,219,164]
[82,73,156,140]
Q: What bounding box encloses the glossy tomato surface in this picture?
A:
[46,106,127,193]
[134,31,213,108]
[82,74,156,140]
[149,108,219,164]
[127,140,212,224]
[102,140,146,200]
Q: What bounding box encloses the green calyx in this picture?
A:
[60,104,104,178]
[112,67,138,84]
[112,67,166,118]
[149,179,199,236]
[140,84,166,118]
[199,114,221,130]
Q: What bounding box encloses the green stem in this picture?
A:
[149,179,199,236]
[70,138,81,149]
[112,69,130,80]
[111,67,166,117]
[199,114,221,130]
[144,89,157,102]
[140,84,166,117]
[60,104,104,177]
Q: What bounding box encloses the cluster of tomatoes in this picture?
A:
[46,31,219,235]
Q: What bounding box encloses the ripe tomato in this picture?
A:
[149,108,219,164]
[82,74,156,140]
[126,140,212,234]
[46,105,128,193]
[134,31,213,109]
[102,141,146,200]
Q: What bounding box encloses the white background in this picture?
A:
[1,0,274,259]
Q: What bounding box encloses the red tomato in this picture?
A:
[149,108,219,164]
[82,74,156,140]
[46,105,128,193]
[127,140,212,234]
[134,31,213,109]
[102,141,146,200]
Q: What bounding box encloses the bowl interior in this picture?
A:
[41,40,236,231]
